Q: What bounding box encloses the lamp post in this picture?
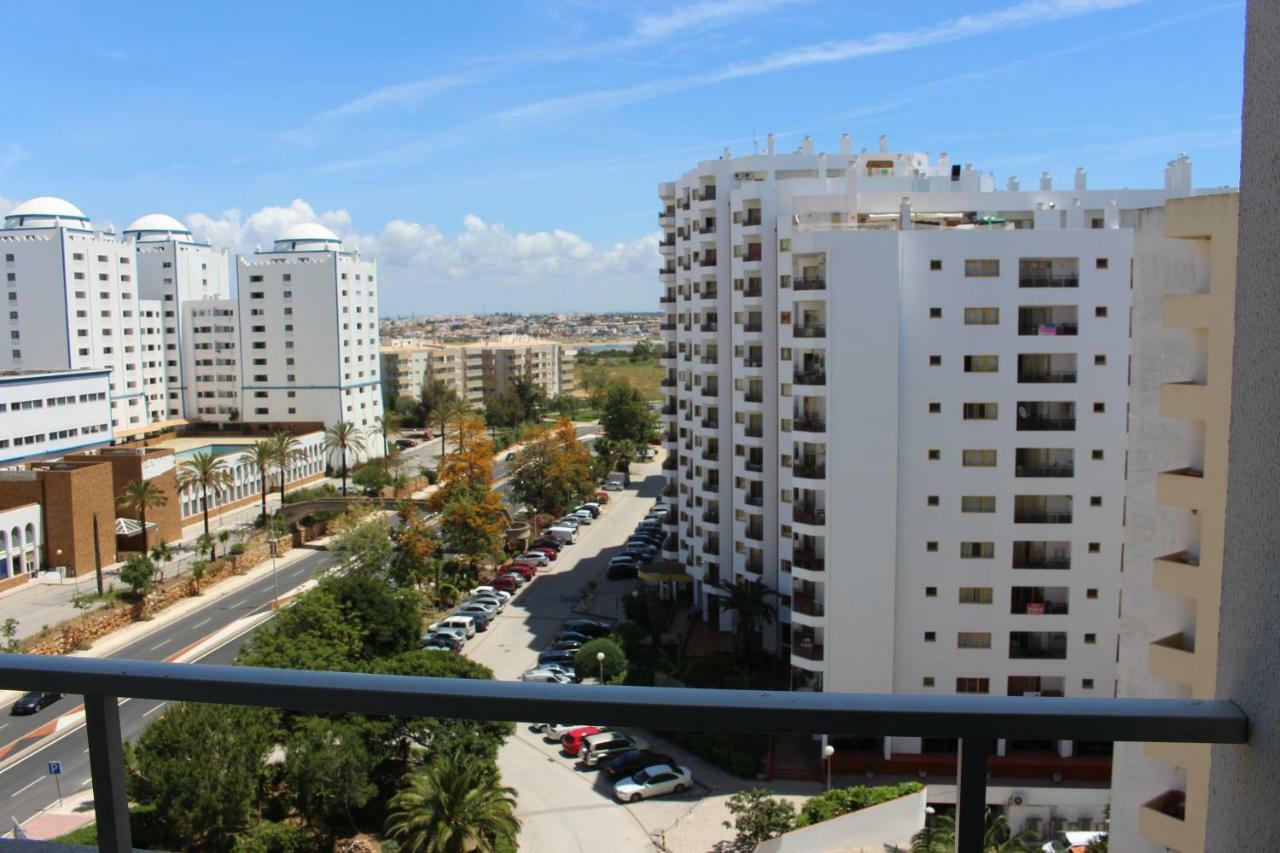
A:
[924,805,936,847]
[823,744,835,791]
[268,537,279,609]
[596,651,606,684]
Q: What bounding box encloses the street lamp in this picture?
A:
[924,805,936,847]
[596,650,606,684]
[823,744,835,791]
[268,537,280,609]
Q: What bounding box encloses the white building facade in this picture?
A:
[237,224,383,455]
[0,369,113,465]
[658,135,1198,786]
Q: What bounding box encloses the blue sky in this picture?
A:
[0,0,1246,314]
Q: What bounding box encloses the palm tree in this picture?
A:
[911,810,1038,853]
[373,409,402,459]
[270,432,307,505]
[385,750,520,853]
[177,451,233,539]
[323,421,366,496]
[708,577,778,667]
[116,479,168,548]
[240,440,277,524]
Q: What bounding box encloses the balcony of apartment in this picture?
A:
[745,517,764,541]
[1010,587,1070,616]
[659,263,676,278]
[663,509,679,528]
[1157,467,1206,510]
[662,453,678,471]
[793,322,827,339]
[701,445,719,462]
[1149,633,1197,686]
[662,479,678,498]
[741,207,763,227]
[1139,790,1189,850]
[662,533,679,554]
[698,185,717,202]
[793,276,827,292]
[700,284,719,300]
[1009,631,1068,660]
[1018,258,1079,288]
[744,551,764,575]
[0,652,1247,853]
[742,243,763,263]
[1014,495,1073,524]
[794,361,827,386]
[660,320,677,332]
[1007,675,1065,698]
[744,452,765,472]
[701,477,721,493]
[1153,550,1201,600]
[699,318,720,333]
[1018,305,1079,336]
[1016,401,1076,431]
[661,346,677,362]
[1015,447,1075,478]
[742,349,764,368]
[792,545,825,572]
[701,506,720,525]
[744,487,765,507]
[794,411,827,433]
[660,401,678,416]
[700,382,720,398]
[660,234,676,255]
[699,250,718,268]
[660,290,677,304]
[660,372,677,389]
[793,499,827,526]
[1012,541,1072,570]
[700,415,719,430]
[792,585,826,622]
[1159,380,1211,421]
[792,453,827,480]
[702,536,721,556]
[742,277,763,298]
[743,382,764,404]
[744,418,765,439]
[700,351,719,366]
[658,205,675,225]
[1017,353,1077,383]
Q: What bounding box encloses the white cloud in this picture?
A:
[184,201,659,314]
[315,73,474,123]
[632,0,805,40]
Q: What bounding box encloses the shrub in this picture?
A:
[231,819,317,852]
[794,782,924,827]
[120,554,158,599]
[667,730,763,778]
[229,543,247,557]
[573,638,627,682]
[723,789,796,846]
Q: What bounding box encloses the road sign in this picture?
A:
[46,762,60,776]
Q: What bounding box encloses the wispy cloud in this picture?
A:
[314,73,476,123]
[0,144,27,174]
[632,0,806,40]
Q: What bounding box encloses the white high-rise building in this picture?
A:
[125,214,231,422]
[237,223,383,453]
[0,197,149,434]
[658,135,1199,790]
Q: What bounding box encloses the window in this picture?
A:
[926,541,938,552]
[958,587,993,604]
[929,354,942,366]
[1086,588,1099,599]
[1088,542,1101,554]
[961,497,996,514]
[956,677,990,693]
[964,259,1000,277]
[1093,402,1106,413]
[928,402,941,414]
[959,541,995,558]
[249,275,264,282]
[250,291,264,299]
[929,307,942,318]
[1096,258,1109,269]
[927,495,939,506]
[924,631,936,642]
[1082,678,1095,689]
[925,586,937,597]
[964,355,999,373]
[1094,354,1107,366]
[927,449,940,460]
[1090,496,1103,507]
[922,677,935,687]
[964,307,1000,325]
[1096,306,1108,317]
[962,402,998,420]
[957,632,992,649]
[1092,449,1104,460]
[929,259,943,271]
[962,449,998,467]
[1084,633,1097,644]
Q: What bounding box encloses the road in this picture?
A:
[0,547,335,827]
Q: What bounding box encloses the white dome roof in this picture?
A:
[124,213,191,240]
[6,196,89,224]
[277,222,341,244]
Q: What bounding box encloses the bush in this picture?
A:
[794,782,924,827]
[667,730,763,778]
[229,542,247,557]
[723,789,797,846]
[232,820,317,852]
[119,554,158,599]
[573,638,627,682]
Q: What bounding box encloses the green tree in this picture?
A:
[330,505,398,575]
[120,554,158,599]
[284,716,378,832]
[600,380,656,444]
[322,421,366,496]
[573,637,627,683]
[240,440,277,524]
[483,388,522,432]
[177,451,234,538]
[373,409,402,459]
[127,702,274,851]
[353,463,392,496]
[509,374,547,423]
[190,560,208,594]
[910,810,1037,853]
[549,393,580,420]
[116,478,168,548]
[385,749,520,853]
[723,789,796,847]
[420,380,463,448]
[708,577,778,667]
[237,584,366,671]
[2,618,20,652]
[270,432,308,506]
[437,483,507,572]
[508,420,595,515]
[196,532,216,561]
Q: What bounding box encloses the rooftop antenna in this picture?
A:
[752,125,758,155]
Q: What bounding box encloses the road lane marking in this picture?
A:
[192,617,212,629]
[11,776,41,797]
[142,704,163,718]
[149,638,172,651]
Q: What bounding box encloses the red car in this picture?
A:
[502,562,537,579]
[491,575,518,593]
[560,726,603,757]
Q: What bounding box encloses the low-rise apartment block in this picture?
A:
[381,337,575,407]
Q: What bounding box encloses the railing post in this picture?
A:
[954,737,991,853]
[84,694,131,853]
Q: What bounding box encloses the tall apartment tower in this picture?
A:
[124,214,231,422]
[658,137,1194,782]
[236,223,383,453]
[0,197,149,434]
[1109,192,1239,853]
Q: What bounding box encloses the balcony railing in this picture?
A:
[702,479,721,493]
[700,355,718,365]
[1018,322,1078,336]
[700,418,719,429]
[702,449,719,462]
[794,323,827,338]
[659,294,676,304]
[743,321,764,333]
[743,210,762,226]
[661,404,677,415]
[1019,274,1079,288]
[793,278,826,291]
[794,416,827,433]
[1017,416,1076,431]
[700,385,719,397]
[792,550,825,571]
[1014,511,1073,524]
[745,558,764,574]
[744,425,764,438]
[660,266,676,276]
[793,460,827,478]
[744,390,764,403]
[746,523,764,541]
[700,322,719,332]
[1011,601,1070,616]
[794,368,827,385]
[792,594,825,617]
[794,504,827,525]
[745,493,764,507]
[1013,556,1071,570]
[700,253,718,267]
[1009,636,1069,660]
[0,655,1245,853]
[699,186,717,201]
[702,509,719,524]
[742,283,763,297]
[1016,463,1075,478]
[745,459,764,472]
[744,246,763,262]
[662,482,678,497]
[660,322,676,332]
[1017,369,1077,384]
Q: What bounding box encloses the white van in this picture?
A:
[546,525,578,544]
[428,615,476,638]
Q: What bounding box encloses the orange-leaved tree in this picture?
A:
[509,420,594,515]
[427,413,493,512]
[394,501,440,591]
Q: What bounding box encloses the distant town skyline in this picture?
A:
[0,0,1245,314]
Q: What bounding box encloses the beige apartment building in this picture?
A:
[1110,191,1239,853]
[380,338,575,407]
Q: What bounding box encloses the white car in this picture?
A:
[613,764,694,802]
[521,669,574,684]
[467,595,505,612]
[470,586,512,602]
[529,663,576,679]
[456,600,498,616]
[427,626,467,645]
[517,552,550,566]
[570,510,594,524]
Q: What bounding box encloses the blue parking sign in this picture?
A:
[47,761,60,775]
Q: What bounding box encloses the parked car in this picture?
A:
[497,572,526,588]
[613,764,694,802]
[11,691,62,715]
[592,490,611,503]
[529,546,558,560]
[426,626,467,646]
[600,749,678,779]
[421,631,464,651]
[528,663,577,680]
[569,510,594,524]
[530,538,563,552]
[554,516,582,528]
[581,732,644,767]
[502,563,536,579]
[601,480,624,492]
[575,503,601,518]
[555,630,592,644]
[562,619,612,637]
[538,649,577,666]
[560,726,603,757]
[521,670,573,684]
[517,552,550,566]
[421,640,455,652]
[428,615,475,638]
[642,447,659,459]
[547,639,583,652]
[545,525,578,544]
[541,723,604,742]
[457,599,498,616]
[607,563,639,580]
[469,586,512,602]
[490,575,518,593]
[453,608,490,630]
[467,594,505,611]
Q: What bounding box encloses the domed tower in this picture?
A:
[3,196,92,230]
[236,222,382,452]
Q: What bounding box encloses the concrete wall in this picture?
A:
[1205,2,1280,849]
[755,788,925,853]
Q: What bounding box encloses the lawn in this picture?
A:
[576,349,663,401]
